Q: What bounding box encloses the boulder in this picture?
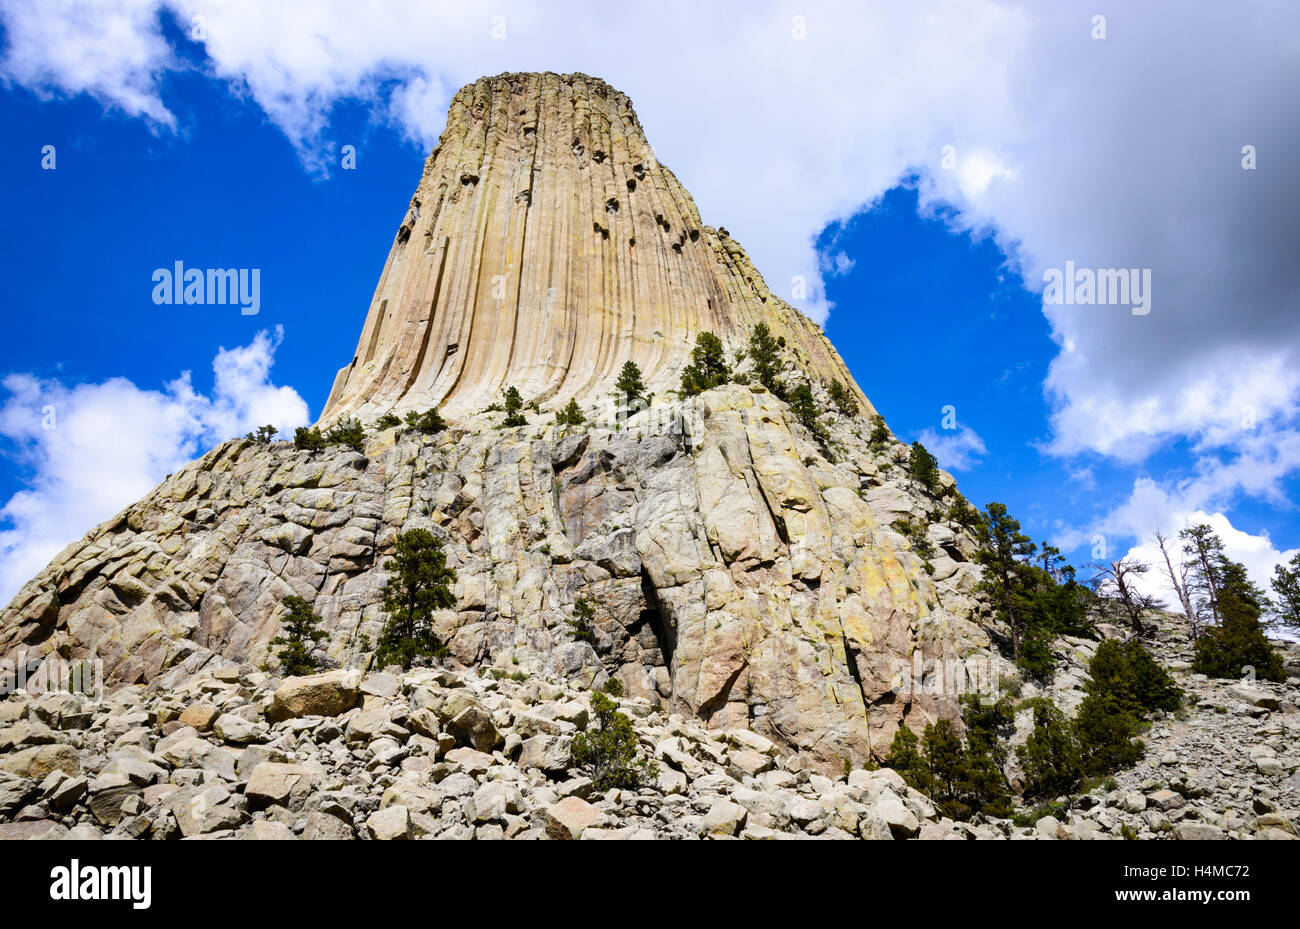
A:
[266,670,361,722]
[543,797,606,840]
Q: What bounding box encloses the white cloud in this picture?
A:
[915,424,987,472]
[0,329,309,602]
[1056,423,1300,601]
[2,0,1298,466]
[0,0,178,126]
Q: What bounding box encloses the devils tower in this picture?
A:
[0,72,991,775]
[322,72,867,424]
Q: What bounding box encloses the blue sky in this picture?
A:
[0,1,1297,604]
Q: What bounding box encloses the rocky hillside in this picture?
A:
[0,385,990,775]
[0,614,1294,841]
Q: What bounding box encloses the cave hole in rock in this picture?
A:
[639,567,674,667]
[606,198,619,214]
[626,179,636,192]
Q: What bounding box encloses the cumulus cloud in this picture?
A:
[915,424,988,472]
[1054,422,1300,600]
[2,1,1297,475]
[0,0,178,126]
[0,329,309,602]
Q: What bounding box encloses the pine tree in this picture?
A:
[1073,688,1143,776]
[1087,639,1182,716]
[1193,563,1285,682]
[615,361,646,411]
[270,595,327,676]
[747,322,785,398]
[884,724,934,794]
[1091,557,1163,636]
[246,424,278,444]
[788,382,827,444]
[907,441,941,495]
[1181,523,1227,623]
[679,331,730,396]
[922,719,968,819]
[375,529,457,670]
[1271,553,1300,629]
[827,379,859,417]
[496,387,527,427]
[567,597,597,644]
[945,497,981,533]
[572,691,658,789]
[974,502,1038,664]
[374,413,402,430]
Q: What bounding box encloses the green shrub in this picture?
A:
[884,723,934,794]
[1016,699,1083,800]
[294,426,326,452]
[1092,639,1183,714]
[884,704,1012,822]
[892,516,935,574]
[325,416,365,452]
[555,398,586,426]
[572,690,658,790]
[374,413,402,430]
[403,408,446,434]
[270,595,327,676]
[868,414,892,449]
[1016,624,1058,683]
[1073,689,1143,776]
[1067,638,1182,777]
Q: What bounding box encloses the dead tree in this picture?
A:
[1091,557,1163,636]
[1153,529,1202,640]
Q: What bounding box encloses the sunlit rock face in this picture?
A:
[321,71,867,425]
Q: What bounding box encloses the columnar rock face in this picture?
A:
[0,72,996,774]
[322,72,868,423]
